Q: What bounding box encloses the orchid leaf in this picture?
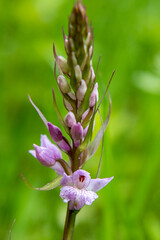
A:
[28,95,48,128]
[21,174,62,191]
[96,109,104,178]
[9,219,16,240]
[88,93,112,160]
[95,70,115,115]
[52,88,71,136]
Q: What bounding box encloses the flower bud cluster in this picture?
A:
[53,2,99,152]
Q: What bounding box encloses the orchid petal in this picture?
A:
[84,190,98,205]
[40,134,52,148]
[60,186,77,203]
[50,161,65,176]
[34,145,56,167]
[40,134,62,154]
[61,173,73,186]
[60,187,98,210]
[86,177,114,192]
[29,150,36,158]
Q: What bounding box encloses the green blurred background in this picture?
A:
[0,0,160,239]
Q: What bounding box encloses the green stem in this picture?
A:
[63,204,77,240]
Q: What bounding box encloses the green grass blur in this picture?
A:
[0,0,160,239]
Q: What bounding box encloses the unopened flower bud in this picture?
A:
[57,75,70,93]
[69,24,74,37]
[48,123,71,152]
[76,79,87,101]
[85,31,92,47]
[58,56,70,75]
[48,123,63,142]
[82,109,89,121]
[77,100,81,109]
[71,52,77,66]
[33,145,56,167]
[65,112,76,128]
[71,122,83,141]
[63,98,73,111]
[89,46,93,58]
[86,67,92,85]
[29,135,65,175]
[89,83,98,107]
[74,65,82,83]
[68,92,76,100]
[64,38,69,55]
[91,67,95,81]
[69,38,75,51]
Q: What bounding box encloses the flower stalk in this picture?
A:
[63,205,78,240]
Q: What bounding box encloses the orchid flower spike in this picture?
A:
[27,4,114,239]
[60,169,114,210]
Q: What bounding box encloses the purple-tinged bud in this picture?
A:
[89,83,98,107]
[68,92,76,100]
[82,109,89,121]
[65,112,76,128]
[69,24,74,36]
[91,67,95,81]
[48,123,71,152]
[63,98,73,111]
[71,52,77,66]
[58,56,70,75]
[57,75,70,93]
[29,135,64,175]
[85,32,92,47]
[74,140,80,148]
[69,38,75,51]
[33,144,57,167]
[71,122,83,141]
[48,123,63,142]
[64,38,69,55]
[57,138,71,152]
[77,100,81,109]
[74,65,82,83]
[63,30,69,55]
[76,79,87,101]
[89,46,93,59]
[86,68,92,85]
